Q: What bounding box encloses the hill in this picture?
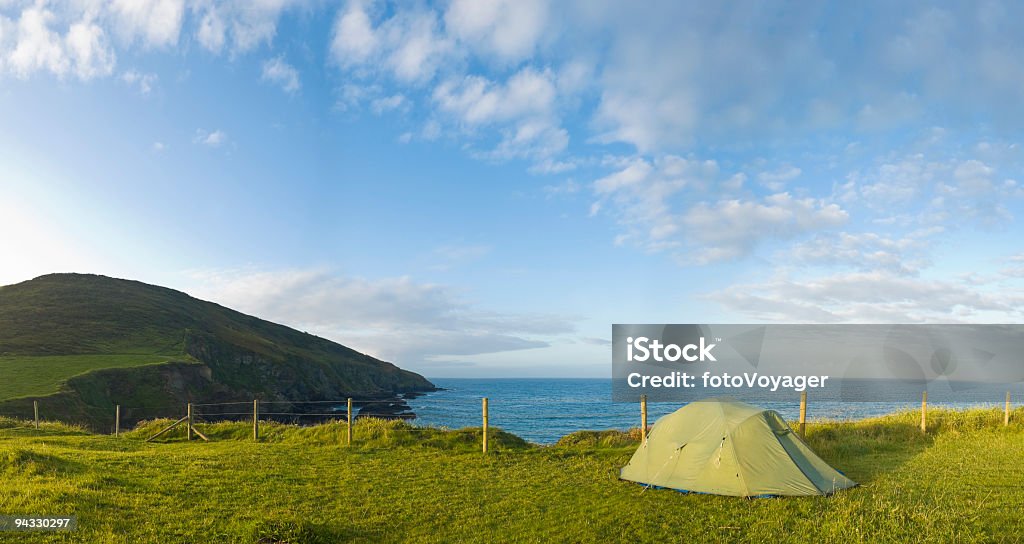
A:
[0,273,434,430]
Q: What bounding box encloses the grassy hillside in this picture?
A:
[0,274,433,429]
[0,355,178,400]
[0,408,1021,543]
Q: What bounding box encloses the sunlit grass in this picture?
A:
[0,409,1021,543]
[0,355,177,402]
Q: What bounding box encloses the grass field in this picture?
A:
[1,409,1022,543]
[0,355,178,401]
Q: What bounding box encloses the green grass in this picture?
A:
[1,408,1022,543]
[0,355,177,401]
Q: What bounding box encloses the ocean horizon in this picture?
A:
[407,377,1024,444]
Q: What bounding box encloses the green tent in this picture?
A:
[620,398,856,497]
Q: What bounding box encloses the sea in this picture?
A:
[404,378,1024,445]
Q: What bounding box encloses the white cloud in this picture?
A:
[5,1,298,79]
[711,270,1022,323]
[109,0,184,48]
[420,119,441,141]
[850,154,939,205]
[593,157,655,193]
[1001,253,1024,278]
[3,2,1024,155]
[152,141,166,152]
[65,17,115,79]
[881,6,1024,113]
[584,3,1024,152]
[370,93,405,114]
[485,119,567,162]
[443,0,548,63]
[593,79,697,154]
[325,0,577,169]
[433,67,556,125]
[313,0,1024,206]
[591,155,712,251]
[843,154,1017,225]
[587,3,835,152]
[2,4,115,80]
[432,66,568,161]
[187,268,576,364]
[194,1,225,52]
[334,83,408,116]
[542,179,580,197]
[330,0,551,85]
[722,173,746,191]
[383,9,452,83]
[333,82,373,112]
[529,158,577,175]
[261,55,299,94]
[5,4,70,78]
[757,165,802,191]
[121,69,156,93]
[330,0,379,66]
[683,193,848,263]
[590,155,841,260]
[951,159,995,193]
[193,128,227,147]
[787,232,930,275]
[192,0,303,54]
[330,3,453,84]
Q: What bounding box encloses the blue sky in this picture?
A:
[2,1,1024,378]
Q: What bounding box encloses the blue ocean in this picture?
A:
[406,378,1024,445]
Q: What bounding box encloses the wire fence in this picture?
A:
[1,391,1020,450]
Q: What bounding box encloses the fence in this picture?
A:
[139,398,425,445]
[0,391,1019,453]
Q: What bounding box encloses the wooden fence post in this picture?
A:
[33,400,39,429]
[115,405,121,437]
[920,391,927,434]
[1006,391,1011,427]
[253,399,259,442]
[799,391,808,438]
[145,415,189,442]
[347,398,353,446]
[187,403,193,441]
[482,397,489,454]
[640,395,648,445]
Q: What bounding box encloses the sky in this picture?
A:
[2,1,1024,378]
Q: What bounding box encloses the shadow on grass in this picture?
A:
[0,446,89,477]
[804,420,932,484]
[250,519,379,544]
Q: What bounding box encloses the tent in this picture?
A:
[620,398,856,497]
